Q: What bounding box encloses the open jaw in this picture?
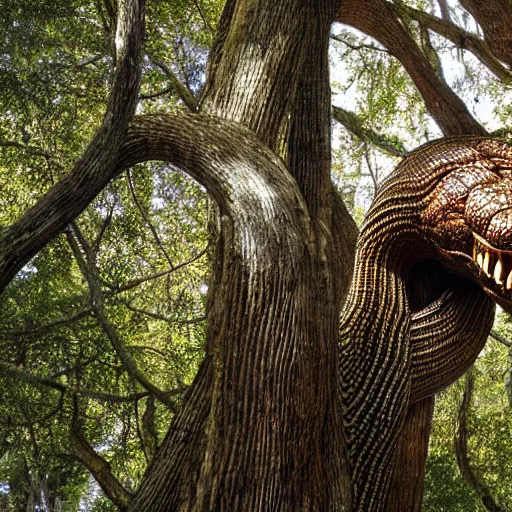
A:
[472,232,512,298]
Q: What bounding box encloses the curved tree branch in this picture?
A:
[454,369,508,512]
[65,225,176,409]
[401,4,512,84]
[332,105,407,157]
[460,0,512,69]
[112,111,325,509]
[71,397,132,511]
[0,0,146,294]
[336,0,486,136]
[150,60,199,112]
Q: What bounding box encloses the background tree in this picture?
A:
[0,0,512,510]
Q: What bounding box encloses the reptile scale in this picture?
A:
[340,137,512,511]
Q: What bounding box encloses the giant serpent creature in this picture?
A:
[340,137,512,511]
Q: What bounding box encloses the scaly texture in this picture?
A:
[340,136,512,511]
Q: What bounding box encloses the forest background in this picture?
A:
[0,0,511,510]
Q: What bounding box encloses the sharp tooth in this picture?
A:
[477,252,483,268]
[473,243,477,261]
[494,258,503,285]
[507,270,512,290]
[483,251,491,276]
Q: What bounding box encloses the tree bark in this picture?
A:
[336,0,486,136]
[0,1,502,510]
[387,397,434,512]
[0,0,146,293]
[126,0,356,508]
[460,0,512,69]
[116,112,349,510]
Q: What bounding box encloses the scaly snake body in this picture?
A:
[340,137,512,511]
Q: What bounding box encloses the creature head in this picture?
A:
[421,138,512,311]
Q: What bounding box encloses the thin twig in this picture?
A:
[331,34,391,54]
[150,60,198,111]
[490,330,512,348]
[192,0,214,34]
[127,169,174,268]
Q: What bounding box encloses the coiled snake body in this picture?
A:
[340,137,512,511]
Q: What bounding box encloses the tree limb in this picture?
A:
[0,307,93,336]
[117,297,205,326]
[460,0,512,69]
[151,60,198,112]
[336,0,486,136]
[1,248,207,337]
[331,34,391,54]
[127,169,174,268]
[0,0,146,294]
[0,140,53,160]
[0,361,66,393]
[66,225,176,409]
[489,330,512,348]
[71,396,132,511]
[332,105,407,157]
[102,248,207,295]
[437,0,450,22]
[454,369,508,512]
[0,360,175,404]
[401,4,512,84]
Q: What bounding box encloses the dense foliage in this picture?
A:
[0,0,511,509]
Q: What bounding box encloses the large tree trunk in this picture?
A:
[125,0,358,510]
[0,1,498,510]
[121,1,356,505]
[388,397,435,512]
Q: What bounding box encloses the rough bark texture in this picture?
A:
[0,1,505,511]
[336,0,486,136]
[460,0,512,69]
[388,397,434,512]
[285,2,356,506]
[117,113,342,510]
[200,0,305,148]
[125,1,356,508]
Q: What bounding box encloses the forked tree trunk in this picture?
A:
[0,0,496,510]
[126,0,357,510]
